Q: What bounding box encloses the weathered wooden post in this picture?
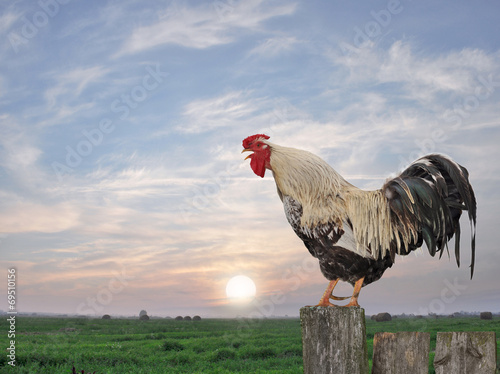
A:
[434,331,497,374]
[372,331,430,374]
[300,306,369,374]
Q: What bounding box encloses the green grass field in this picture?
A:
[1,315,498,373]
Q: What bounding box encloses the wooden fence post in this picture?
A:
[434,331,497,374]
[372,331,430,374]
[300,306,368,374]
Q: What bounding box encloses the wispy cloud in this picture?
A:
[44,65,109,108]
[247,36,300,58]
[377,42,499,96]
[0,11,19,35]
[177,90,266,134]
[0,201,80,233]
[329,41,500,102]
[117,0,297,55]
[0,116,50,193]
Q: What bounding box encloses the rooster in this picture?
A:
[242,134,476,307]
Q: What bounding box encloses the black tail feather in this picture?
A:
[383,154,477,278]
[454,221,461,268]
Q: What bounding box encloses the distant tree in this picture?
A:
[193,315,201,321]
[139,314,150,321]
[139,310,148,318]
[102,314,111,320]
[183,316,192,321]
[175,316,183,321]
[480,312,493,320]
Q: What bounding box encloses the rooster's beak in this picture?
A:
[241,148,253,160]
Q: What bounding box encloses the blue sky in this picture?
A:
[1,0,499,318]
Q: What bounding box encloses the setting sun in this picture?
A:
[226,275,257,301]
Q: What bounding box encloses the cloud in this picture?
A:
[175,90,312,139]
[330,40,500,102]
[247,36,300,58]
[307,40,500,180]
[0,201,80,233]
[28,65,111,128]
[0,116,47,189]
[44,65,110,108]
[0,11,19,35]
[0,125,41,171]
[377,42,499,96]
[177,90,266,134]
[117,0,297,55]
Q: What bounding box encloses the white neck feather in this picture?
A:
[266,141,412,259]
[267,142,353,227]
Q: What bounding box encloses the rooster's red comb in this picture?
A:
[242,134,270,148]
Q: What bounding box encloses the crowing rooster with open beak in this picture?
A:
[242,134,476,307]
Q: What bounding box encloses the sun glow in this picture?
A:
[226,275,256,302]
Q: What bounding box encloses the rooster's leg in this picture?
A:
[311,279,347,307]
[309,277,365,307]
[343,276,365,307]
[316,279,339,307]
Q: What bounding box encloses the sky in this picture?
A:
[1,0,499,318]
